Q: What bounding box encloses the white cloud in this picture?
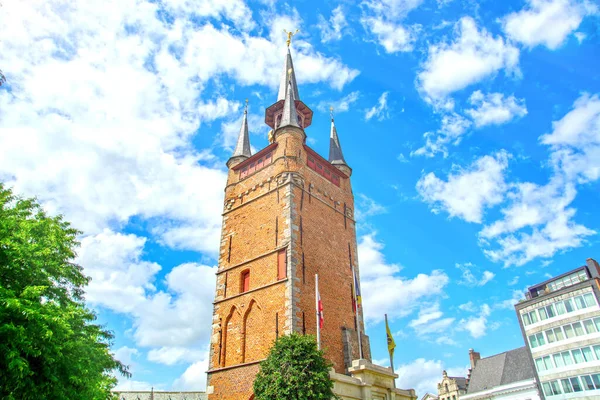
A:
[412,112,472,157]
[465,91,528,127]
[418,17,520,100]
[365,92,390,121]
[148,347,206,366]
[459,304,492,338]
[456,263,496,286]
[172,358,209,391]
[114,379,155,391]
[416,151,510,223]
[458,301,477,312]
[356,194,388,220]
[361,17,416,53]
[497,289,527,309]
[76,230,216,374]
[396,359,467,397]
[508,276,520,286]
[77,231,162,313]
[360,0,421,53]
[502,0,598,50]
[317,6,348,43]
[409,303,455,335]
[317,91,360,114]
[358,234,449,323]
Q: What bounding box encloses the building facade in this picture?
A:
[461,347,539,400]
[515,258,600,399]
[205,45,372,400]
[437,370,467,400]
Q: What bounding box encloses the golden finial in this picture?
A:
[283,29,299,47]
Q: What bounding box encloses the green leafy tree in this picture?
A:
[0,183,129,400]
[253,333,337,400]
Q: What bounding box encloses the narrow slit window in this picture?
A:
[241,270,250,293]
[277,249,287,280]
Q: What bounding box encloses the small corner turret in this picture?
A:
[227,99,252,169]
[328,110,352,177]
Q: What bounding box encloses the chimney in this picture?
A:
[469,348,480,369]
[586,258,600,278]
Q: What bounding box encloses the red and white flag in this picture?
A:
[317,291,324,329]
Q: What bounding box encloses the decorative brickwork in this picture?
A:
[206,48,370,399]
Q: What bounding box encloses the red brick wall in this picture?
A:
[207,126,369,400]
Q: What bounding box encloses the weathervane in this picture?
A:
[283,29,299,47]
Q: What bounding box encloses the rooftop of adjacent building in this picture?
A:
[465,347,535,395]
[522,258,600,301]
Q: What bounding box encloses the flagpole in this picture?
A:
[352,265,363,359]
[315,274,321,350]
[386,313,396,388]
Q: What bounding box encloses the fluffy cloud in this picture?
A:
[479,94,599,266]
[361,17,416,53]
[173,359,209,391]
[76,230,216,373]
[502,0,598,50]
[459,304,492,338]
[412,113,472,157]
[361,0,421,53]
[456,263,496,287]
[317,6,348,43]
[396,359,467,397]
[317,91,360,114]
[465,91,528,127]
[358,234,449,323]
[409,303,456,335]
[365,92,390,121]
[355,194,388,220]
[416,151,510,223]
[418,17,520,100]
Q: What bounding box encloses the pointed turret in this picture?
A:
[265,47,313,132]
[278,78,300,130]
[328,117,346,165]
[227,101,251,167]
[328,113,352,176]
[277,48,300,102]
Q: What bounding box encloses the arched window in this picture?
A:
[241,270,250,293]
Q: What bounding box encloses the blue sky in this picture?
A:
[1,0,599,396]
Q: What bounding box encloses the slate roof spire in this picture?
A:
[328,109,347,165]
[278,72,300,130]
[277,48,300,102]
[229,100,251,163]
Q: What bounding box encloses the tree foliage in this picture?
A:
[253,333,337,400]
[0,183,129,400]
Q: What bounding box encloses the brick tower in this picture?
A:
[206,45,370,400]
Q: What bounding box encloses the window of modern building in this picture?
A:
[547,270,588,292]
[241,270,250,293]
[529,332,546,348]
[523,292,596,326]
[543,373,600,396]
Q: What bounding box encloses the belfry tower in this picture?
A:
[206,44,370,400]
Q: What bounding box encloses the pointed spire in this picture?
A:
[328,108,346,165]
[277,48,300,102]
[231,99,251,159]
[278,74,300,130]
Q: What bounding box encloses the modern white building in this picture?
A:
[461,347,540,400]
[515,258,600,399]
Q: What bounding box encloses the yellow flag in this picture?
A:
[386,315,396,358]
